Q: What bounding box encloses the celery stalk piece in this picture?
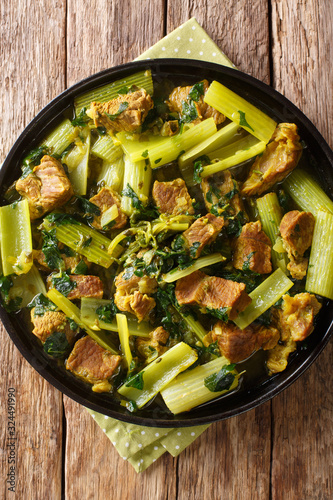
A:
[204,81,277,143]
[306,210,333,299]
[256,192,288,272]
[97,157,124,193]
[80,297,151,336]
[162,253,226,283]
[121,158,152,215]
[74,69,154,114]
[42,217,116,268]
[201,140,266,178]
[91,135,123,163]
[68,130,91,196]
[234,268,294,330]
[43,119,78,155]
[0,199,33,276]
[100,204,118,227]
[116,118,217,167]
[10,265,46,307]
[47,289,119,354]
[116,313,132,372]
[178,121,241,169]
[161,357,240,414]
[152,222,189,234]
[118,342,198,408]
[177,309,207,342]
[283,169,333,216]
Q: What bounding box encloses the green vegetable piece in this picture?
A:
[105,101,129,121]
[189,241,201,258]
[71,107,90,127]
[51,273,77,297]
[73,260,88,275]
[28,293,57,316]
[141,149,149,158]
[205,306,229,322]
[204,364,236,392]
[238,110,255,132]
[42,229,64,270]
[125,371,145,390]
[188,82,205,102]
[180,100,198,123]
[43,331,70,358]
[96,300,118,324]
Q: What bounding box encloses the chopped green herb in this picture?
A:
[97,126,107,135]
[154,158,162,164]
[71,107,90,127]
[77,196,101,220]
[188,82,205,102]
[141,149,149,158]
[205,306,229,322]
[68,318,79,331]
[126,400,138,412]
[238,110,255,132]
[189,241,201,258]
[96,300,118,324]
[51,273,77,297]
[204,364,236,392]
[242,251,256,272]
[125,371,145,390]
[28,293,57,316]
[42,229,64,270]
[193,155,211,184]
[45,213,79,226]
[105,101,129,121]
[180,100,199,124]
[43,331,70,358]
[122,183,142,210]
[82,236,93,248]
[73,260,88,275]
[22,146,49,169]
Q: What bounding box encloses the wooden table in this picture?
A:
[1,1,332,498]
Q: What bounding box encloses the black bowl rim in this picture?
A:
[1,58,333,428]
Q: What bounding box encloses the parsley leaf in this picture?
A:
[96,300,118,323]
[28,293,57,316]
[193,155,211,184]
[180,100,198,124]
[71,107,90,127]
[188,82,205,102]
[205,306,230,322]
[43,331,70,358]
[22,146,49,169]
[42,229,64,270]
[125,371,145,390]
[238,110,255,132]
[189,241,201,258]
[51,273,77,297]
[105,101,129,121]
[204,364,236,392]
[73,260,88,275]
[45,213,79,226]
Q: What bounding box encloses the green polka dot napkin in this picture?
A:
[86,17,234,473]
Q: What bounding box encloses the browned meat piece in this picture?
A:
[135,326,170,363]
[232,221,272,274]
[33,249,89,273]
[152,178,195,216]
[279,210,315,279]
[266,337,297,374]
[208,320,280,363]
[241,123,302,196]
[168,80,225,125]
[89,187,127,230]
[175,270,251,320]
[31,308,78,344]
[88,89,153,134]
[47,274,104,299]
[16,155,73,219]
[114,270,158,322]
[201,171,246,218]
[182,213,225,257]
[273,293,322,342]
[66,336,121,392]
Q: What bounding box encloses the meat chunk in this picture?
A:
[152,178,195,216]
[232,221,272,274]
[201,171,246,219]
[207,320,280,363]
[168,80,225,125]
[87,89,153,134]
[182,213,225,257]
[175,270,251,320]
[135,326,170,363]
[33,248,89,274]
[16,155,73,219]
[66,336,121,392]
[114,270,158,322]
[273,293,322,342]
[47,274,104,300]
[279,210,315,279]
[89,186,127,230]
[241,123,302,196]
[31,308,78,344]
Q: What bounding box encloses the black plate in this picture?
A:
[1,59,333,427]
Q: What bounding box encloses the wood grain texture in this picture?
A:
[271,2,333,498]
[0,1,66,499]
[66,0,165,86]
[167,0,271,83]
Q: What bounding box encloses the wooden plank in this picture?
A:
[66,0,165,87]
[63,397,177,500]
[177,405,272,500]
[271,1,333,498]
[0,1,66,498]
[166,0,271,83]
